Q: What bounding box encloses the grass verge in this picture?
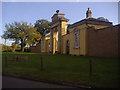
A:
[2,52,120,88]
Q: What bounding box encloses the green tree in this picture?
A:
[2,21,41,52]
[34,19,50,36]
[2,45,12,52]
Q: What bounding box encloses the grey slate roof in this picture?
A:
[68,18,113,29]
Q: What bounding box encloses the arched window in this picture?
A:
[74,28,80,49]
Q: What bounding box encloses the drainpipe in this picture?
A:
[85,19,90,56]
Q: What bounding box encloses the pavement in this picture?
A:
[2,76,75,88]
[2,72,92,89]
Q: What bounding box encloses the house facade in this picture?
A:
[30,8,120,57]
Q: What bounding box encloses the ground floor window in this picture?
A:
[74,28,80,49]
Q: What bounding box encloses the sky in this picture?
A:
[118,1,120,24]
[0,1,119,46]
[1,0,120,2]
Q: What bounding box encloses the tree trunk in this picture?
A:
[21,44,25,52]
[12,48,15,52]
[20,39,25,52]
[12,43,17,52]
[4,39,6,46]
[20,45,24,52]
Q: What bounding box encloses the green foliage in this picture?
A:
[2,45,12,52]
[2,21,41,52]
[34,19,50,36]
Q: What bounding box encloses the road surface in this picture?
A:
[2,76,75,88]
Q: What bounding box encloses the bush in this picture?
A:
[2,45,12,52]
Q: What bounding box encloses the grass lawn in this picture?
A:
[2,52,120,88]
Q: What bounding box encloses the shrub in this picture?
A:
[2,45,12,52]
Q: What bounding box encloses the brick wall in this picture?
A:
[87,24,120,57]
[118,25,120,57]
[30,43,41,53]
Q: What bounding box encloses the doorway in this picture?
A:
[66,40,70,54]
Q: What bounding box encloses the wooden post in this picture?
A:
[16,56,18,61]
[40,56,44,71]
[5,55,7,68]
[89,58,92,75]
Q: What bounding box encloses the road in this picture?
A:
[2,76,75,88]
